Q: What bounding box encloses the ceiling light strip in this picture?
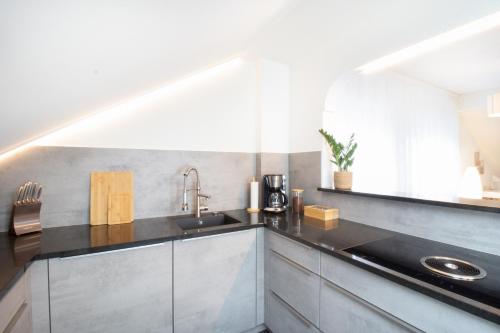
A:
[0,57,243,162]
[357,10,500,74]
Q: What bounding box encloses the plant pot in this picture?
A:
[333,171,352,190]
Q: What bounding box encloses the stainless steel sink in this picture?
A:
[175,213,241,231]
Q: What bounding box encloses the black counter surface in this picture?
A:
[0,210,263,299]
[1,209,499,324]
[345,235,500,310]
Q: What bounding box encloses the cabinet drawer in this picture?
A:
[266,291,319,333]
[321,253,500,333]
[0,272,29,332]
[266,231,320,274]
[268,249,320,326]
[320,278,420,333]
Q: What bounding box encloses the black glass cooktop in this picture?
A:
[344,234,500,310]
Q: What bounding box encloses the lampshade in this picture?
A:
[458,167,483,199]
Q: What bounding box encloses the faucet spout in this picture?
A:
[181,167,209,218]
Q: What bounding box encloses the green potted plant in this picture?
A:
[319,129,358,190]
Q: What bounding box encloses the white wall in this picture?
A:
[257,59,290,153]
[247,0,500,153]
[38,57,293,153]
[40,59,260,153]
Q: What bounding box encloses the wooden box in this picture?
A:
[304,205,339,221]
[304,218,339,230]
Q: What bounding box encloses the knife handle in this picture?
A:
[16,185,25,205]
[36,186,43,203]
[22,181,32,204]
[30,183,39,203]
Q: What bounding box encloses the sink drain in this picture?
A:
[420,256,487,281]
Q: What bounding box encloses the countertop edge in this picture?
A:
[35,223,264,260]
[1,220,264,301]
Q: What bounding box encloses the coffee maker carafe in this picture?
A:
[263,175,288,213]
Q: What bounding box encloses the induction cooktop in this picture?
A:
[343,234,500,310]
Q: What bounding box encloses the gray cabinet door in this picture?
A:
[320,279,421,333]
[266,291,319,333]
[174,229,257,333]
[49,242,173,333]
[30,259,50,333]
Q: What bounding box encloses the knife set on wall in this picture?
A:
[11,181,43,236]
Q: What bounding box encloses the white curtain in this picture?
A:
[323,71,461,200]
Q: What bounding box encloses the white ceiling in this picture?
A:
[0,0,296,153]
[393,25,500,95]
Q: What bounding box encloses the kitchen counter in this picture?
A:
[1,209,499,324]
[0,210,263,299]
[262,211,500,324]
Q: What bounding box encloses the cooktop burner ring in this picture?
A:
[420,256,487,281]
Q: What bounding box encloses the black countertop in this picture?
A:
[345,235,500,313]
[0,211,262,299]
[1,209,499,324]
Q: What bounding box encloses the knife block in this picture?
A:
[12,202,42,236]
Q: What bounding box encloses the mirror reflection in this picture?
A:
[323,25,500,207]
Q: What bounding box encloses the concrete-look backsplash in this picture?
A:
[2,147,499,257]
[289,151,500,256]
[0,147,290,232]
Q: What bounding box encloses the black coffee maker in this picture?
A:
[263,175,288,213]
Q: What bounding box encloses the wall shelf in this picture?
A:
[317,187,500,214]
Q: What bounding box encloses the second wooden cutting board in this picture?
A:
[90,171,134,225]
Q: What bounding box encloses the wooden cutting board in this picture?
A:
[90,171,134,225]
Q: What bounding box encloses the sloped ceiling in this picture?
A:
[393,25,500,94]
[0,0,296,153]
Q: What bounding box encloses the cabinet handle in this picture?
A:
[270,249,312,276]
[270,291,312,329]
[58,242,170,260]
[272,232,312,250]
[180,229,250,242]
[3,302,28,333]
[322,280,423,332]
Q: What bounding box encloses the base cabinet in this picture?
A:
[264,230,321,333]
[320,253,500,333]
[173,229,257,333]
[268,249,320,325]
[320,278,419,333]
[49,242,173,333]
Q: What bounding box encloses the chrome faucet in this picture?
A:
[182,167,210,218]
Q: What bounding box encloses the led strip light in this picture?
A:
[0,57,243,162]
[357,10,500,74]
